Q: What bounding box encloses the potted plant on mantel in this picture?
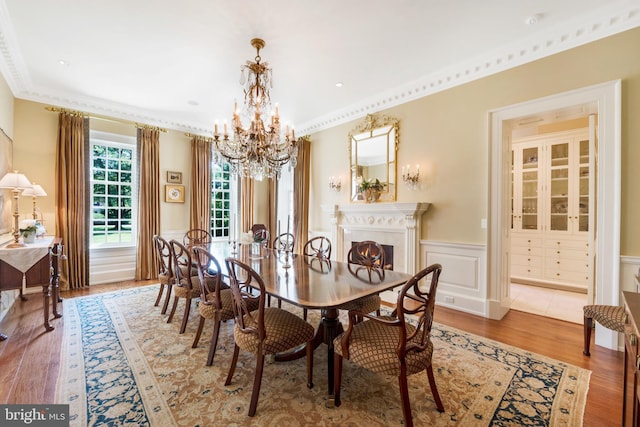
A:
[359,178,387,203]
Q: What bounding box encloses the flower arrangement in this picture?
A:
[359,178,386,193]
[19,224,38,237]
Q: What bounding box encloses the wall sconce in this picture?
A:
[329,176,342,192]
[21,183,47,220]
[402,164,420,190]
[0,170,32,247]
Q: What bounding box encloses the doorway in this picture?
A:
[488,80,621,351]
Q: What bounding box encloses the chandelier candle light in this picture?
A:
[402,164,420,190]
[212,38,298,181]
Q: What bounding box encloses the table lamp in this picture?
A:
[0,170,32,247]
[21,183,47,220]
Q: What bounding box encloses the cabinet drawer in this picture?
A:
[511,253,542,267]
[546,257,590,273]
[544,268,590,285]
[512,235,543,247]
[512,245,543,256]
[512,264,542,277]
[544,238,589,250]
[544,247,590,259]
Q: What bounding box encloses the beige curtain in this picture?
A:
[135,127,160,280]
[55,112,89,290]
[189,136,212,231]
[293,137,311,254]
[240,177,254,237]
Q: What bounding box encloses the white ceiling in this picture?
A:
[0,0,638,136]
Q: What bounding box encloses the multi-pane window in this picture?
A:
[210,162,233,239]
[91,132,137,246]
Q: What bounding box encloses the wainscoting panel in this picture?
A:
[421,241,488,317]
[90,246,137,285]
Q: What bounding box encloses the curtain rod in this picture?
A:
[184,132,213,141]
[45,106,167,132]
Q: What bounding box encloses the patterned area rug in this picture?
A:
[55,285,590,426]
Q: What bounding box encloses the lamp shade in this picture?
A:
[21,183,47,197]
[0,171,32,190]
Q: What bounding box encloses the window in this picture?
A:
[210,162,236,239]
[276,165,294,235]
[90,131,137,246]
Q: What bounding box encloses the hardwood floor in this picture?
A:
[0,281,622,426]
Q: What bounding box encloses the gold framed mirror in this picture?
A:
[349,114,398,202]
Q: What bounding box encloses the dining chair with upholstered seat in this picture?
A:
[183,228,212,247]
[153,235,174,314]
[167,239,206,334]
[224,257,315,417]
[300,236,332,320]
[333,263,445,427]
[191,246,254,366]
[583,304,625,356]
[339,240,386,320]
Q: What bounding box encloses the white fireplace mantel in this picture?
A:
[322,202,430,274]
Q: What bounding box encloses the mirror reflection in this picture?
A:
[349,114,398,202]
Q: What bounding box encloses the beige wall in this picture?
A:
[309,26,640,256]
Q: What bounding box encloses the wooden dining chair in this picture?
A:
[300,236,333,320]
[273,232,295,252]
[333,263,445,427]
[224,257,315,417]
[167,239,204,334]
[191,247,257,366]
[583,304,625,356]
[183,228,212,247]
[153,235,174,314]
[340,240,385,320]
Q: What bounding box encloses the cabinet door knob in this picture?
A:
[557,261,560,264]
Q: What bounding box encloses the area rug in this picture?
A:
[55,285,590,426]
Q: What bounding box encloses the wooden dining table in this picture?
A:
[206,241,411,396]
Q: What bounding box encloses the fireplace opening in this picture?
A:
[350,241,394,270]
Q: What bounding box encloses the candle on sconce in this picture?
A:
[214,121,219,136]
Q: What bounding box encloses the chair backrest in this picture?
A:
[394,263,442,358]
[303,236,332,259]
[192,246,224,308]
[225,257,267,340]
[153,235,173,277]
[273,233,295,252]
[347,240,385,282]
[169,239,196,289]
[183,228,212,246]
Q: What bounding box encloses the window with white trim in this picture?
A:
[90,131,137,247]
[210,162,237,239]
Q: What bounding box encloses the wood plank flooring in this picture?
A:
[0,281,623,426]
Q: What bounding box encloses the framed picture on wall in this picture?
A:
[165,185,185,203]
[167,171,182,184]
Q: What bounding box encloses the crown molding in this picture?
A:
[0,2,638,136]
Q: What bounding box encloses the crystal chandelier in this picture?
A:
[212,38,298,181]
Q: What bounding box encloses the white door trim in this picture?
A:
[488,80,621,351]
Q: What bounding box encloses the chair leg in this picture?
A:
[192,315,205,348]
[398,368,414,427]
[179,297,192,334]
[206,320,222,366]
[426,365,445,412]
[167,296,179,323]
[154,283,165,306]
[306,339,314,388]
[334,353,343,407]
[583,316,594,356]
[161,284,173,314]
[303,308,308,321]
[248,351,266,417]
[225,344,240,386]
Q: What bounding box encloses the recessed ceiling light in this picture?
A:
[525,14,541,25]
[187,100,199,106]
[335,82,344,88]
[58,59,69,66]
